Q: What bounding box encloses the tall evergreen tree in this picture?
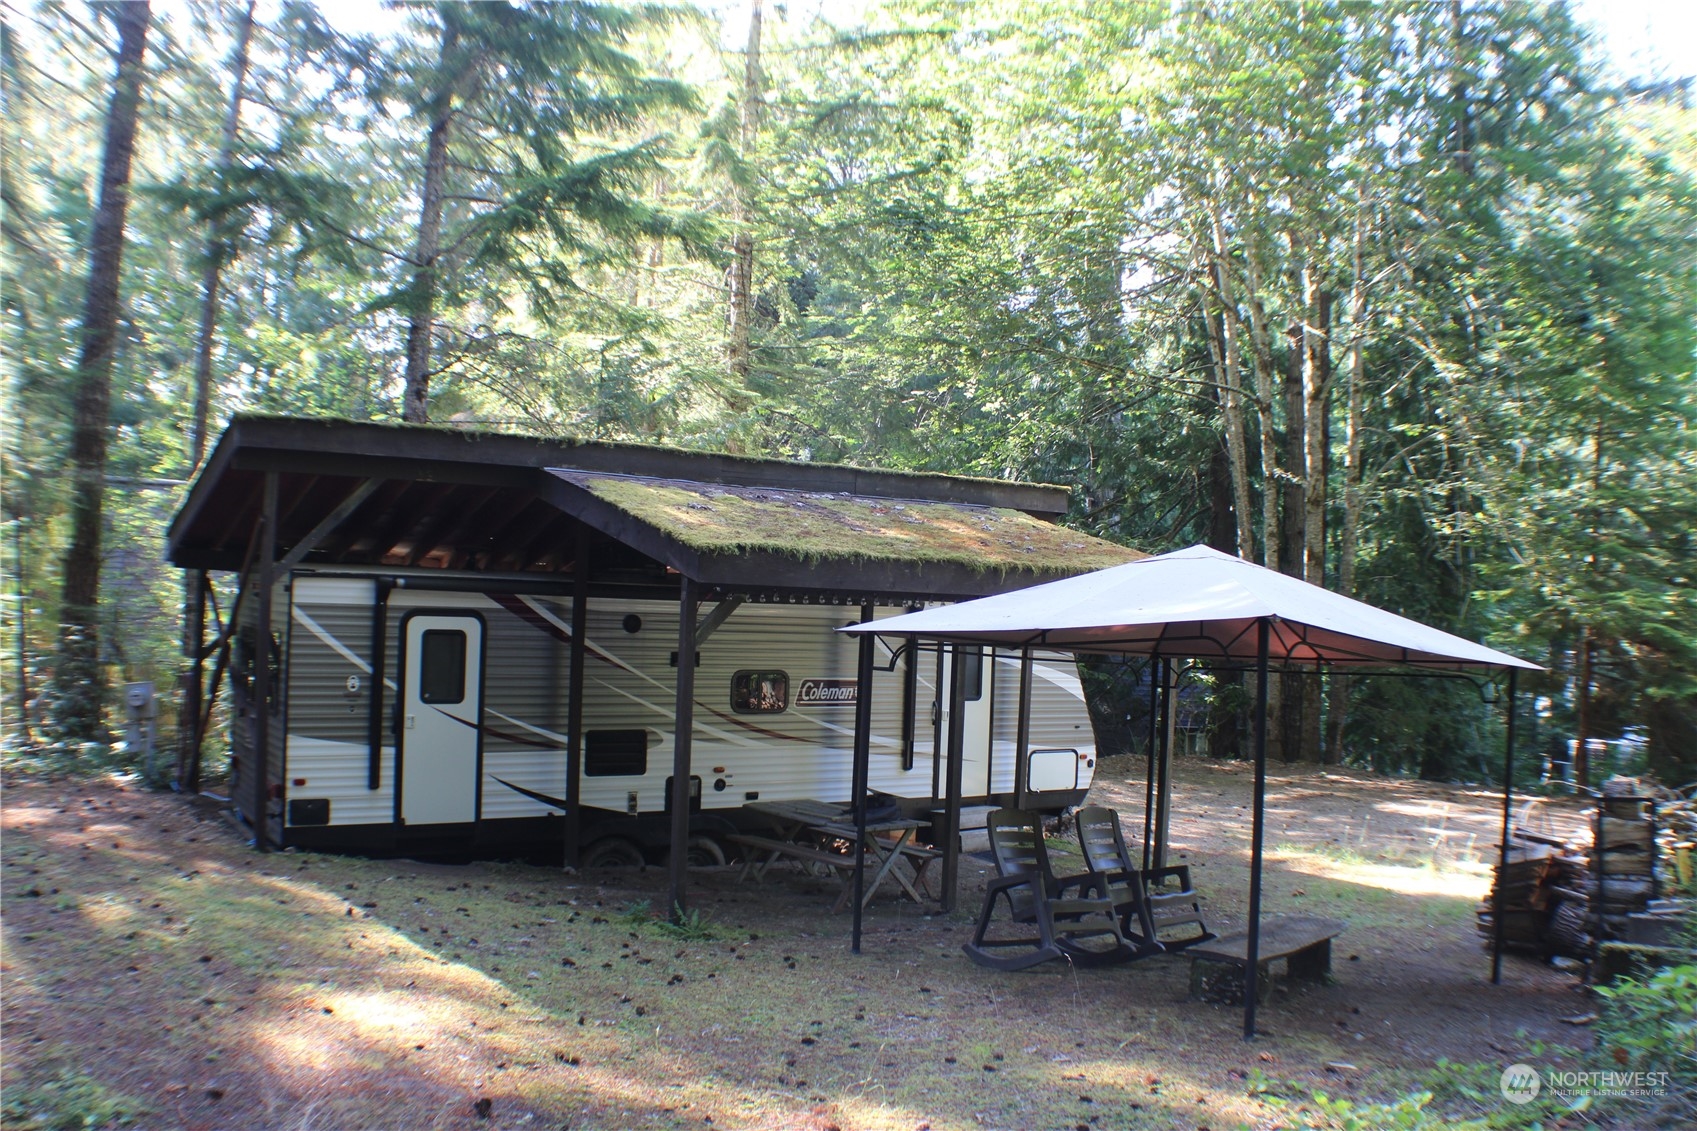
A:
[379,1,713,423]
[52,0,151,742]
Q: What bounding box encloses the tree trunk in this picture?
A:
[189,0,255,472]
[1203,213,1255,562]
[401,21,459,424]
[53,0,151,743]
[1447,0,1475,176]
[1232,243,1283,570]
[1574,626,1592,789]
[1279,319,1305,762]
[1301,278,1331,762]
[1280,322,1306,577]
[180,2,254,784]
[726,0,763,385]
[1207,404,1243,761]
[1326,200,1369,764]
[1236,242,1284,756]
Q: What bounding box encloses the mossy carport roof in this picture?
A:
[540,470,1143,598]
[166,415,1140,600]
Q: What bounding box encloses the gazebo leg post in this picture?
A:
[1012,645,1033,810]
[941,647,966,913]
[1492,668,1518,984]
[1143,657,1160,873]
[1155,660,1173,870]
[1245,618,1271,1040]
[851,603,875,954]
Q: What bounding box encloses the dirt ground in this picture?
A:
[2,756,1604,1130]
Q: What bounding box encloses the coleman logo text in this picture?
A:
[796,679,858,707]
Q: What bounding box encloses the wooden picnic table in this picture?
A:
[731,799,939,912]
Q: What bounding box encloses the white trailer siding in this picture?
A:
[283,578,394,827]
[280,575,1097,843]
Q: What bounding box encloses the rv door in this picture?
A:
[937,645,992,797]
[399,613,484,826]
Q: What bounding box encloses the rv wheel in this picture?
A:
[666,835,727,869]
[580,836,645,869]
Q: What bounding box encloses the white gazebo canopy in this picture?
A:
[844,544,1539,670]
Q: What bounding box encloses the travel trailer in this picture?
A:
[170,415,1141,865]
[259,573,1098,863]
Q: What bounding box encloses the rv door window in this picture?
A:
[585,729,649,776]
[960,646,983,702]
[418,629,467,704]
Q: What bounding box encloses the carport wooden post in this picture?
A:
[940,645,967,913]
[564,530,588,869]
[1012,645,1033,810]
[178,570,206,791]
[668,577,699,922]
[850,603,876,954]
[1244,616,1271,1040]
[1492,668,1519,984]
[252,471,277,854]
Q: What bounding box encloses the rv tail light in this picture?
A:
[292,778,307,787]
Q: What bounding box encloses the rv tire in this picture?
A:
[667,834,727,869]
[581,836,645,869]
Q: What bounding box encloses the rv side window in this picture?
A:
[585,730,649,776]
[961,646,983,702]
[731,670,789,714]
[418,629,467,704]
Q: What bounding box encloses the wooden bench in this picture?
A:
[726,833,872,911]
[1186,915,1346,1004]
[727,833,941,910]
[726,833,860,880]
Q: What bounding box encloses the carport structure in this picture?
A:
[167,414,1141,917]
[846,544,1540,1038]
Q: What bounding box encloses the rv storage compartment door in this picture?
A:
[1026,747,1081,793]
[399,614,483,825]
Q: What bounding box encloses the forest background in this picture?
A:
[3,0,1694,789]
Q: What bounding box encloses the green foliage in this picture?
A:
[621,898,717,941]
[1290,1090,1458,1131]
[0,1065,150,1130]
[1592,962,1697,1124]
[4,1,1693,777]
[655,904,717,942]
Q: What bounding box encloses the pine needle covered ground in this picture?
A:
[2,761,1600,1130]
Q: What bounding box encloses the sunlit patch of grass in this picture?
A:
[1273,841,1490,903]
[0,1063,151,1130]
[74,892,140,930]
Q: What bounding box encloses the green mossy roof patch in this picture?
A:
[556,472,1143,575]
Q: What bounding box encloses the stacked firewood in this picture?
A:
[1478,779,1662,961]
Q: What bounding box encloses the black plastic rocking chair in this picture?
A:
[1074,805,1215,953]
[962,808,1135,971]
